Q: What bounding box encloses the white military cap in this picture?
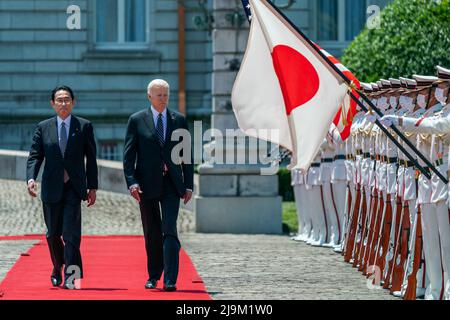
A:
[436,66,450,80]
[360,82,373,92]
[381,79,391,89]
[412,74,438,87]
[389,78,401,88]
[400,77,417,89]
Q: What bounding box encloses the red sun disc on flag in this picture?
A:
[272,45,320,116]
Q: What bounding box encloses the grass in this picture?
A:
[282,201,298,234]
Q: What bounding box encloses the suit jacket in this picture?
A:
[26,115,98,203]
[123,107,194,199]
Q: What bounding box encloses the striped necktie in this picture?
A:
[156,113,164,146]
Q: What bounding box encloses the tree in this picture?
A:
[341,0,450,82]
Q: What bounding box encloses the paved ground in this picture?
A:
[0,179,397,300]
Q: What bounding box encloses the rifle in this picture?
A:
[320,185,329,244]
[367,192,386,276]
[383,196,403,289]
[391,202,411,293]
[373,194,394,278]
[341,183,353,257]
[403,205,423,300]
[344,184,361,262]
[353,187,368,268]
[360,188,379,273]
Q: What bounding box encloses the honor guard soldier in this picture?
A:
[382,69,450,299]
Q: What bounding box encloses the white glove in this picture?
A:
[380,115,399,127]
[366,114,378,123]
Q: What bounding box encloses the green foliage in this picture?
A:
[342,0,450,82]
[278,168,294,201]
[282,201,298,234]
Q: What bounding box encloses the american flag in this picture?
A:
[239,0,360,140]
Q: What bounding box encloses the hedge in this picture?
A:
[278,168,294,201]
[342,0,450,82]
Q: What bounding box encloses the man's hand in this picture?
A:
[182,190,193,205]
[87,189,97,207]
[27,180,37,197]
[130,186,143,203]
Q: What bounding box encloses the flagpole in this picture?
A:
[252,0,446,182]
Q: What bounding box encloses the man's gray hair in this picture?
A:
[147,79,170,96]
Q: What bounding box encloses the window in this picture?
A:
[317,0,338,41]
[345,0,367,41]
[315,0,389,43]
[99,141,121,161]
[95,0,148,47]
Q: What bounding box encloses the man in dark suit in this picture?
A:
[26,85,98,289]
[123,79,193,292]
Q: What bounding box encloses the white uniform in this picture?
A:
[342,110,364,260]
[356,107,377,267]
[384,100,420,289]
[399,102,450,300]
[328,124,348,250]
[339,131,356,254]
[306,152,327,247]
[319,138,340,247]
[291,169,312,241]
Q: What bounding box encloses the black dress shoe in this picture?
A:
[50,268,62,287]
[163,281,177,292]
[145,279,158,289]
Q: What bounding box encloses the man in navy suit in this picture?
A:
[123,79,193,291]
[26,86,98,289]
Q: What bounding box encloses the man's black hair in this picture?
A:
[51,85,75,101]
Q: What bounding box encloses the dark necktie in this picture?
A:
[59,122,69,183]
[156,113,164,146]
[59,122,67,155]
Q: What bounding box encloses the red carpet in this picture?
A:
[0,235,210,300]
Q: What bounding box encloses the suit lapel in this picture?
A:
[49,117,62,158]
[144,108,157,139]
[163,109,177,150]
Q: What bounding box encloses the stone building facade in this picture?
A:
[0,0,390,160]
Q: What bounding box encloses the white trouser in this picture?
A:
[421,203,443,300]
[383,198,416,282]
[436,201,450,300]
[293,184,312,238]
[341,181,356,249]
[322,182,340,245]
[306,185,326,243]
[342,182,356,249]
[331,181,347,244]
[354,185,369,256]
[400,202,426,296]
[374,193,395,273]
